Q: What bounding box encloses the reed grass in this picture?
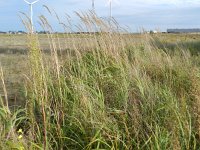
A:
[0,10,200,149]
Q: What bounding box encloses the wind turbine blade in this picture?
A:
[23,0,31,4]
[23,0,40,4]
[32,0,40,4]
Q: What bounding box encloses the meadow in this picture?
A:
[0,14,200,149]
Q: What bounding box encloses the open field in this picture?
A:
[1,33,200,53]
[0,29,200,149]
[0,54,27,106]
[0,33,145,53]
[0,33,145,107]
[1,33,200,106]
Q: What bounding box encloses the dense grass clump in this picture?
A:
[1,12,200,149]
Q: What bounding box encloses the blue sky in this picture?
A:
[0,0,200,32]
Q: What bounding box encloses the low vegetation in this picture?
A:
[0,12,200,149]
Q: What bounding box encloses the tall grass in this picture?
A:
[1,11,200,149]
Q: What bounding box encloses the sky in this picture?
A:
[0,0,200,32]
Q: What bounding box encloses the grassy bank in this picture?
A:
[0,13,200,149]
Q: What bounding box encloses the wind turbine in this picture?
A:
[106,0,119,22]
[106,0,119,30]
[23,0,41,33]
[92,0,95,11]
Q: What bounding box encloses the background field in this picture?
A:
[1,33,200,107]
[0,33,144,106]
